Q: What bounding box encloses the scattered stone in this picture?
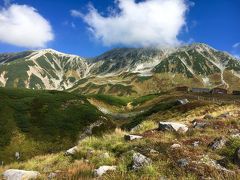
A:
[204,114,214,119]
[94,166,117,177]
[233,147,240,166]
[48,172,57,179]
[124,134,143,141]
[158,122,188,133]
[192,141,200,147]
[3,169,40,180]
[176,99,189,105]
[192,120,207,129]
[132,152,152,170]
[170,144,181,149]
[177,159,189,167]
[15,152,20,160]
[208,137,226,150]
[65,146,78,155]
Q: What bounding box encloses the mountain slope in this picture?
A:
[0,49,90,90]
[1,43,240,94]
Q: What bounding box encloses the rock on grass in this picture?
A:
[3,169,40,180]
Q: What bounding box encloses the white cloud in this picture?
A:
[72,0,189,47]
[0,4,54,48]
[70,9,83,18]
[233,42,240,49]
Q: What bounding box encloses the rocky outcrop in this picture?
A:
[158,122,188,133]
[3,169,40,180]
[94,166,117,177]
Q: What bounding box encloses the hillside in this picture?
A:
[1,43,240,95]
[1,90,240,179]
[0,88,114,164]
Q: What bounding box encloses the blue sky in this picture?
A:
[0,0,240,58]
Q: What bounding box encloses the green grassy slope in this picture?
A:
[0,88,114,164]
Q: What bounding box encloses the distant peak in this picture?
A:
[33,48,80,58]
[190,43,210,48]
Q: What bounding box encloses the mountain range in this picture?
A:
[1,43,240,95]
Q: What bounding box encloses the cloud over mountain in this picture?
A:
[0,4,54,48]
[72,0,188,47]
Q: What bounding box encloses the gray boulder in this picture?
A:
[124,134,143,141]
[132,153,152,170]
[208,137,226,150]
[158,122,188,133]
[3,169,40,180]
[94,166,116,177]
[177,159,189,167]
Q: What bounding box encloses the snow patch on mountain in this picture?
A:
[132,58,161,76]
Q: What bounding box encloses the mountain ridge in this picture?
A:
[1,43,240,95]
